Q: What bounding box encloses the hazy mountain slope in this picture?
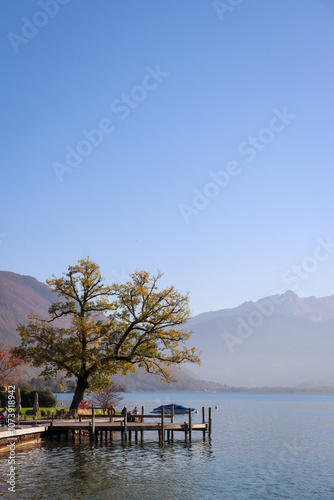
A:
[0,271,55,345]
[187,291,334,387]
[298,374,334,389]
[112,366,224,392]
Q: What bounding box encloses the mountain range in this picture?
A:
[1,270,334,389]
[186,290,334,387]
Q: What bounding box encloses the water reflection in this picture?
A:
[0,438,214,500]
[1,394,334,499]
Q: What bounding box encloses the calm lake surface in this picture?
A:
[1,392,334,499]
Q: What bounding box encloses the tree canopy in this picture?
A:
[17,258,200,409]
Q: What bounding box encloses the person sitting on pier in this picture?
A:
[133,407,138,414]
[0,407,8,426]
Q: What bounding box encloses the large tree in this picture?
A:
[17,258,200,410]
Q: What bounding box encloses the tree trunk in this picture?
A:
[70,376,90,410]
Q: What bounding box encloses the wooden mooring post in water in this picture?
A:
[141,406,145,442]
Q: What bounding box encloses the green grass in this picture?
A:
[19,407,61,417]
[18,407,112,417]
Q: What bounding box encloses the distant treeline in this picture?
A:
[19,373,334,394]
[23,376,76,393]
[211,386,334,394]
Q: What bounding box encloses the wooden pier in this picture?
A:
[46,406,212,444]
[0,407,212,446]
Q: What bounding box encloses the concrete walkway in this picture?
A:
[0,425,49,440]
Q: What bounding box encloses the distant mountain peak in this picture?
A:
[282,290,298,298]
[188,289,334,387]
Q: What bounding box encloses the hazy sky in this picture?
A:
[1,0,334,315]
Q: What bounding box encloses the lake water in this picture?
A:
[1,392,334,499]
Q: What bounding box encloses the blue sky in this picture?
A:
[1,0,334,315]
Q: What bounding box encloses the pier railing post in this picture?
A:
[202,407,206,440]
[141,406,145,442]
[188,408,192,442]
[124,407,127,441]
[91,407,95,437]
[171,405,174,441]
[160,408,165,444]
[208,407,212,438]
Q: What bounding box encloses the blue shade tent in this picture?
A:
[152,404,195,415]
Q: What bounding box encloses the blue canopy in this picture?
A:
[152,404,195,414]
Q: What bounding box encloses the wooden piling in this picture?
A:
[91,408,95,433]
[171,406,175,441]
[202,407,206,440]
[188,408,192,442]
[124,407,127,441]
[141,406,145,442]
[208,407,212,437]
[160,408,165,444]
